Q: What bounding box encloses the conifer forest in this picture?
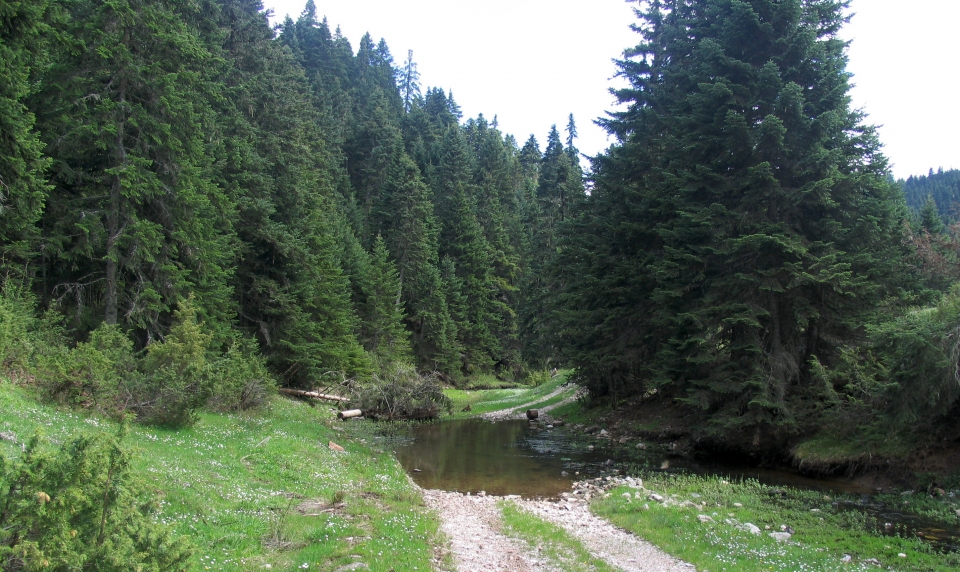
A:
[4,0,960,456]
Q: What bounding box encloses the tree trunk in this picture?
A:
[104,65,127,326]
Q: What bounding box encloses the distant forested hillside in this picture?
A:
[1,0,579,386]
[902,168,960,221]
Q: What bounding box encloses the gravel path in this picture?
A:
[423,486,693,572]
[423,490,559,571]
[516,497,693,572]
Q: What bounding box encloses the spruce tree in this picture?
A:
[433,126,498,372]
[360,235,412,365]
[32,0,234,339]
[210,0,370,384]
[558,0,910,435]
[383,152,460,372]
[0,0,50,269]
[920,194,945,234]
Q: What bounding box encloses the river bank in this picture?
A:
[431,377,960,571]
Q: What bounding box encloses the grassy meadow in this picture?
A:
[0,378,440,572]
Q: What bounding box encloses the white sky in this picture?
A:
[265,0,960,180]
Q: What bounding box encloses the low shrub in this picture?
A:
[36,324,137,414]
[0,285,66,378]
[132,297,215,427]
[207,334,277,412]
[0,429,191,571]
[526,369,552,388]
[350,363,451,420]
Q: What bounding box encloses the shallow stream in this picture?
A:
[391,418,960,551]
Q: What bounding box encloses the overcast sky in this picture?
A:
[264,0,959,180]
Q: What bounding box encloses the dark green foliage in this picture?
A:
[0,0,51,268]
[2,0,580,395]
[920,194,946,234]
[37,323,136,414]
[520,123,585,368]
[358,235,412,365]
[0,429,191,571]
[206,333,276,412]
[807,287,960,442]
[134,296,216,427]
[556,0,911,436]
[902,168,960,221]
[870,288,960,426]
[383,153,461,373]
[33,0,235,338]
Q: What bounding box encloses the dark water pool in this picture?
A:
[394,419,870,497]
[391,418,960,550]
[394,419,613,497]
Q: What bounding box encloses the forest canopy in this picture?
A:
[2,0,960,452]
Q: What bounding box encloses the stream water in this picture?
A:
[391,418,960,551]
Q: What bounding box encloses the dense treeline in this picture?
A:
[1,0,580,397]
[902,168,960,224]
[5,0,960,463]
[549,0,960,455]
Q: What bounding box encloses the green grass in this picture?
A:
[591,472,960,572]
[0,378,440,572]
[444,371,577,419]
[499,501,618,572]
[792,432,915,467]
[459,373,525,390]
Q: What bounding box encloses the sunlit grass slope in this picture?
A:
[0,379,439,572]
[445,371,577,418]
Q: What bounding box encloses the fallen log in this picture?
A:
[279,388,350,403]
[337,409,363,420]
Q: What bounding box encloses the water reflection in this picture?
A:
[395,419,610,497]
[392,418,960,550]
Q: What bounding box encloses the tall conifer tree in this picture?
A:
[0,0,50,269]
[33,0,234,339]
[557,0,910,435]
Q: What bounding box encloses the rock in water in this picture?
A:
[527,409,539,420]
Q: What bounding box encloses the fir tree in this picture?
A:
[210,0,370,384]
[33,0,234,339]
[399,49,421,114]
[383,152,460,372]
[361,235,412,365]
[920,194,946,234]
[557,0,911,435]
[0,0,51,270]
